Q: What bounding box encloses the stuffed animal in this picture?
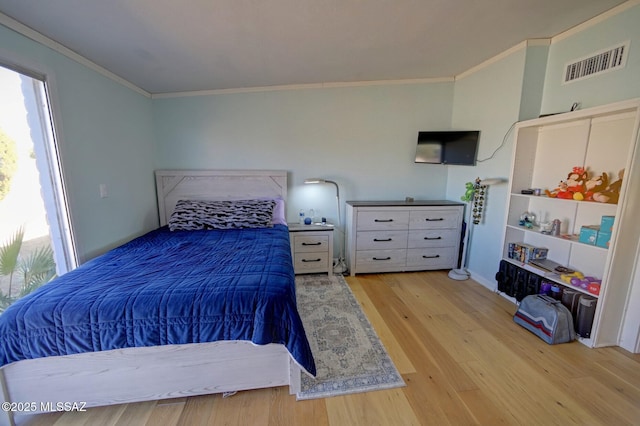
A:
[565,166,588,200]
[460,182,475,202]
[593,169,624,204]
[546,181,568,198]
[584,172,608,201]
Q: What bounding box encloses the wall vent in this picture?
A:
[563,41,630,84]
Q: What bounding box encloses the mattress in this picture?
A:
[0,224,316,375]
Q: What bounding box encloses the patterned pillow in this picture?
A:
[168,199,276,231]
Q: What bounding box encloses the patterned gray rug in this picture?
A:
[295,274,405,400]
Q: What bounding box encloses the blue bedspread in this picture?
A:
[0,224,316,375]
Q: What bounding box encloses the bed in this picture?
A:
[0,170,313,426]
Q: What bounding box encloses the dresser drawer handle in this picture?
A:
[372,257,392,261]
[373,238,392,242]
[424,236,442,240]
[374,219,394,222]
[301,258,322,263]
[422,254,441,259]
[425,218,444,221]
[301,242,322,246]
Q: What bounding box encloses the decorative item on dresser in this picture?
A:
[288,223,334,275]
[345,200,464,276]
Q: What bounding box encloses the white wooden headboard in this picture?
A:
[155,170,288,226]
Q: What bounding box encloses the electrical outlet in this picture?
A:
[99,184,108,198]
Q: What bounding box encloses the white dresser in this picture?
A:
[345,201,464,276]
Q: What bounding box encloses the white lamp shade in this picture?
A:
[304,178,325,184]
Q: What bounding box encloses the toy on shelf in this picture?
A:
[584,172,609,201]
[565,166,588,200]
[543,166,623,203]
[588,281,601,295]
[559,270,602,293]
[518,211,535,228]
[545,181,568,198]
[593,169,624,204]
[560,270,584,285]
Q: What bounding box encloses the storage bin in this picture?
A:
[579,226,599,245]
[595,231,611,248]
[600,216,615,233]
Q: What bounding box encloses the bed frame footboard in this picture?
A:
[0,341,301,426]
[1,369,13,426]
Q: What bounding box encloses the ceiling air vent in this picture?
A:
[563,41,630,84]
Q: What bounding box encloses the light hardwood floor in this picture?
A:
[18,271,640,425]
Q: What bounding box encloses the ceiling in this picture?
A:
[0,0,629,95]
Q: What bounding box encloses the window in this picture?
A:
[0,63,76,311]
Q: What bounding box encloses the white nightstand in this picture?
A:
[288,223,334,275]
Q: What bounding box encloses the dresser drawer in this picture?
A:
[406,247,457,269]
[294,252,330,273]
[293,235,330,253]
[357,210,410,230]
[408,229,459,248]
[409,209,462,230]
[356,230,408,250]
[355,249,407,271]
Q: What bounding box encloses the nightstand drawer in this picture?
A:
[409,209,462,230]
[293,235,330,253]
[294,252,330,273]
[288,224,334,275]
[408,229,459,248]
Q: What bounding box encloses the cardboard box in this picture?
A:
[508,242,523,261]
[528,246,548,260]
[508,242,548,262]
[596,230,611,248]
[579,225,599,245]
[600,215,615,232]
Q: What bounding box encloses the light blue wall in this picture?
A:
[448,48,530,287]
[542,4,640,113]
[519,45,549,121]
[153,83,455,231]
[0,25,157,262]
[3,3,638,272]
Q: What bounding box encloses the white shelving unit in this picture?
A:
[501,99,640,349]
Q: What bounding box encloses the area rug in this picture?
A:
[295,274,405,400]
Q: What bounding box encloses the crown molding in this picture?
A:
[151,77,455,99]
[552,0,639,43]
[0,12,151,98]
[454,39,553,81]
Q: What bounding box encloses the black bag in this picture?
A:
[514,269,529,302]
[496,260,515,296]
[561,289,582,328]
[526,273,542,297]
[496,261,545,301]
[576,295,597,338]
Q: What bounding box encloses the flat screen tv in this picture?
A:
[414,130,480,166]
